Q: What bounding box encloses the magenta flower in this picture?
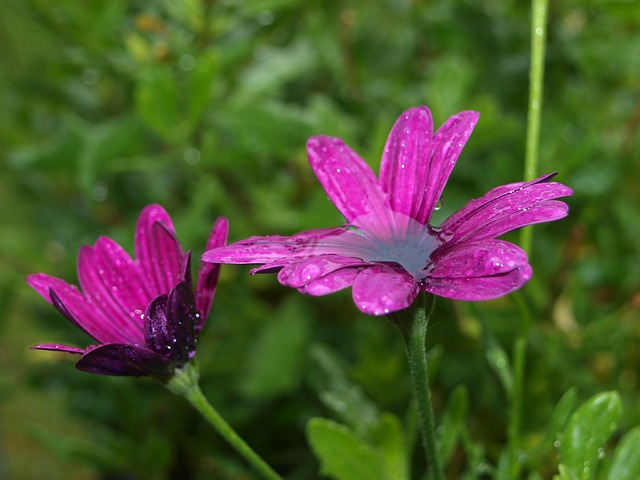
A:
[28,205,228,377]
[203,106,572,316]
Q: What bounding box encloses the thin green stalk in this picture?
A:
[167,362,283,480]
[520,0,550,254]
[511,1,549,477]
[389,293,444,480]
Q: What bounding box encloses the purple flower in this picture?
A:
[28,205,228,377]
[203,106,572,316]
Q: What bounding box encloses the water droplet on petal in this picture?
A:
[434,197,444,211]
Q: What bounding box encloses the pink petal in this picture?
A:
[351,265,420,315]
[32,344,85,355]
[202,227,350,264]
[307,136,390,223]
[439,174,572,244]
[27,273,128,343]
[277,255,367,288]
[428,240,529,279]
[380,109,478,225]
[77,239,147,340]
[196,216,228,322]
[379,106,435,223]
[75,343,157,376]
[422,265,532,301]
[298,267,360,296]
[135,204,184,297]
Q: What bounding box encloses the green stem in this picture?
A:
[166,362,283,480]
[508,1,549,476]
[508,294,534,478]
[520,0,550,254]
[389,293,443,480]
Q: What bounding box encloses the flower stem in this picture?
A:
[510,1,549,475]
[520,0,550,254]
[166,362,283,480]
[389,293,443,480]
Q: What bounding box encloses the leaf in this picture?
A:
[239,298,310,400]
[558,391,621,480]
[307,418,386,480]
[549,387,578,442]
[606,426,640,480]
[369,413,408,480]
[439,385,468,466]
[485,332,513,396]
[311,345,379,436]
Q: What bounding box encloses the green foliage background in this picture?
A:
[1,0,639,479]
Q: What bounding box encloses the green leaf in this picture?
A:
[606,427,640,480]
[439,385,469,466]
[307,418,386,480]
[485,333,513,396]
[239,298,310,400]
[559,391,622,480]
[369,413,408,480]
[311,345,379,436]
[549,387,578,442]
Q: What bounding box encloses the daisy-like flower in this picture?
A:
[203,106,572,315]
[28,204,228,377]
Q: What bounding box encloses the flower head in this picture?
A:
[203,106,572,315]
[28,204,228,377]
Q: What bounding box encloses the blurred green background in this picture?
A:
[1,0,639,479]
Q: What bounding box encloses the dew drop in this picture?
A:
[553,440,561,448]
[434,197,444,211]
[597,447,605,459]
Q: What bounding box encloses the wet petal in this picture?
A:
[352,265,420,315]
[307,136,390,223]
[119,345,175,377]
[27,273,127,343]
[202,227,349,264]
[144,282,197,365]
[420,110,480,224]
[440,174,573,244]
[75,344,154,376]
[379,106,435,222]
[77,240,146,342]
[428,240,529,279]
[166,282,198,363]
[422,265,532,301]
[196,216,228,323]
[135,204,184,297]
[298,267,360,296]
[32,344,85,355]
[277,255,367,288]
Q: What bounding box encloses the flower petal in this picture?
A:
[379,106,435,222]
[352,265,420,315]
[118,345,176,377]
[32,344,85,355]
[422,266,532,301]
[144,282,197,365]
[27,273,127,343]
[428,240,529,278]
[202,227,350,264]
[277,255,367,288]
[196,216,228,323]
[307,136,390,223]
[77,239,147,342]
[75,344,154,376]
[298,267,360,296]
[422,240,532,300]
[379,109,479,225]
[439,173,573,244]
[135,204,184,297]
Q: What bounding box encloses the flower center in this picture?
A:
[324,211,445,281]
